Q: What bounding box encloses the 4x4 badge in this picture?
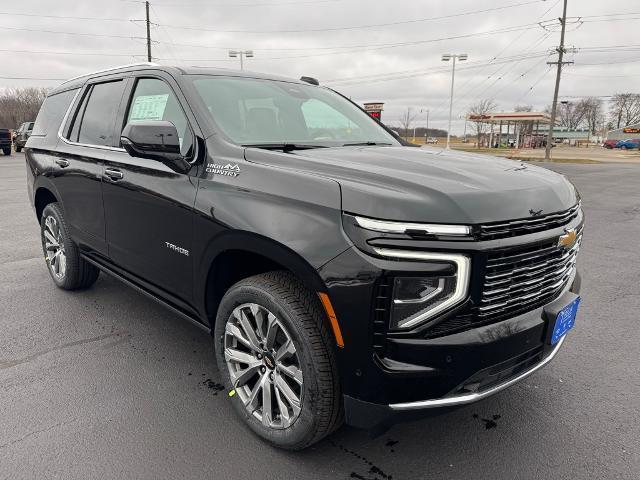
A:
[206,163,241,177]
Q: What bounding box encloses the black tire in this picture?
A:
[214,271,343,450]
[2,148,10,156]
[15,145,22,153]
[40,203,99,290]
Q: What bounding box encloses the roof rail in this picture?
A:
[61,62,160,84]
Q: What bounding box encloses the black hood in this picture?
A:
[244,145,579,224]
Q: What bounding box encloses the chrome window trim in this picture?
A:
[356,216,471,236]
[56,84,126,153]
[374,248,471,330]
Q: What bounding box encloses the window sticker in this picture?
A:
[129,94,169,121]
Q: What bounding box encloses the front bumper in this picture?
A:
[390,334,567,411]
[318,227,582,428]
[340,278,580,429]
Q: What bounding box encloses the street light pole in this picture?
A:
[228,50,254,70]
[442,53,468,149]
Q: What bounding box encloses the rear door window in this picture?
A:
[31,89,78,137]
[68,80,126,147]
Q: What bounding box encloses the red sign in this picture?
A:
[368,111,381,120]
[623,128,640,134]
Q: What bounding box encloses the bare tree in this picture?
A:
[0,87,48,128]
[609,93,640,128]
[397,107,419,139]
[467,99,497,148]
[514,104,533,112]
[582,97,604,136]
[555,100,588,130]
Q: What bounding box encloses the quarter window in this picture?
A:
[32,89,78,137]
[125,78,193,156]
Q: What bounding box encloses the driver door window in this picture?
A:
[125,78,193,156]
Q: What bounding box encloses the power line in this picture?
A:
[155,22,542,54]
[0,49,141,58]
[160,0,546,34]
[148,4,185,66]
[0,76,66,81]
[426,0,561,118]
[327,52,550,85]
[2,25,144,41]
[149,0,340,6]
[0,12,131,22]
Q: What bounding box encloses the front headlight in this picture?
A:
[374,249,470,330]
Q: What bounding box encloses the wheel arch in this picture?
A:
[199,231,328,329]
[34,185,60,222]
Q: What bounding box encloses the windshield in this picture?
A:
[189,76,397,147]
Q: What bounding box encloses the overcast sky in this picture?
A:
[2,0,639,133]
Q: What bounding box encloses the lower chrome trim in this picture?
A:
[389,335,566,411]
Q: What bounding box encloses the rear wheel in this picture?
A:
[15,145,22,153]
[214,271,343,450]
[40,203,99,290]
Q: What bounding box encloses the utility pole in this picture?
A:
[545,0,572,161]
[145,1,152,62]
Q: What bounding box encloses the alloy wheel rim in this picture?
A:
[223,303,303,429]
[44,216,66,279]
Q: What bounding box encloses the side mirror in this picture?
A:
[121,120,190,173]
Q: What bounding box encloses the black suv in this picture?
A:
[26,63,583,450]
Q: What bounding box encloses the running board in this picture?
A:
[81,254,211,334]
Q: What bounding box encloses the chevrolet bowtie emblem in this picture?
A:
[558,229,578,250]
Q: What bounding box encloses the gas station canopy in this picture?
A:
[467,112,552,124]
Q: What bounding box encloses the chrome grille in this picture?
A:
[478,203,580,240]
[477,230,582,320]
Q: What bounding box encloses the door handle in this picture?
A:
[104,168,124,180]
[55,158,70,168]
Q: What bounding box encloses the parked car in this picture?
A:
[14,121,34,152]
[602,139,619,149]
[425,137,438,144]
[26,64,584,450]
[0,129,11,155]
[615,138,640,150]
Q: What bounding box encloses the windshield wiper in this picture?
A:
[243,143,328,152]
[342,141,393,147]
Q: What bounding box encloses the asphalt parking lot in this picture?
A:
[1,151,639,479]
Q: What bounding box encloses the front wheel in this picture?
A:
[2,148,10,155]
[40,203,99,290]
[15,145,22,153]
[214,271,343,450]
